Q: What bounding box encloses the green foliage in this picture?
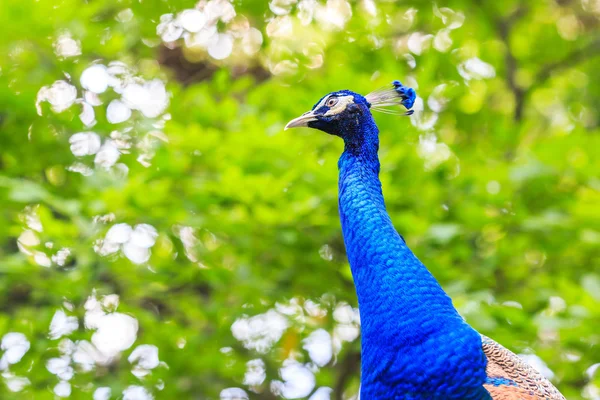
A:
[0,0,599,399]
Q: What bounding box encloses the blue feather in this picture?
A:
[392,80,416,109]
[485,377,518,387]
[335,95,489,399]
[285,82,565,400]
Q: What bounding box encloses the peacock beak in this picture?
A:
[284,111,318,130]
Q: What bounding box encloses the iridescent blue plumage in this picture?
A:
[392,80,416,109]
[285,81,565,400]
[335,91,489,399]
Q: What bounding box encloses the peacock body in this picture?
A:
[285,82,565,400]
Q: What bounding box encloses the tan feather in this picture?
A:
[481,335,565,400]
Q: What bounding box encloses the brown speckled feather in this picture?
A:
[481,335,565,400]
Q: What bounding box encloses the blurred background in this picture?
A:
[0,0,599,399]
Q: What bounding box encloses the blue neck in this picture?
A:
[337,115,490,399]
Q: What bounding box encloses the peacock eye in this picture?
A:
[326,97,338,107]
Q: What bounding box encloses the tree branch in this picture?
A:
[478,4,600,121]
[334,351,361,400]
[494,6,529,121]
[532,36,600,89]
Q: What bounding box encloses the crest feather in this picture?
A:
[365,80,416,116]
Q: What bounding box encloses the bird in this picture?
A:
[285,81,566,400]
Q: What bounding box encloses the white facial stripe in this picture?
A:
[314,95,330,110]
[324,95,355,116]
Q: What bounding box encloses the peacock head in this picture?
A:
[285,80,416,138]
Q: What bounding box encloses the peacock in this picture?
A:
[285,81,565,400]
